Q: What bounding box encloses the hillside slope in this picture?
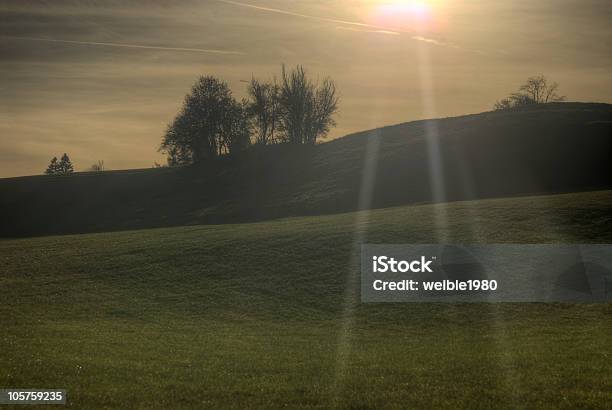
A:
[1,102,611,237]
[1,191,611,408]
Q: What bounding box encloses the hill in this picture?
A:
[1,102,611,237]
[1,191,611,408]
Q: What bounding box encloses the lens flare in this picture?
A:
[363,0,448,33]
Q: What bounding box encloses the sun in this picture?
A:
[362,0,449,33]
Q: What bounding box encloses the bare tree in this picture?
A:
[494,75,565,110]
[519,75,565,104]
[307,78,338,145]
[89,160,105,172]
[247,78,279,145]
[278,65,339,145]
[278,65,312,144]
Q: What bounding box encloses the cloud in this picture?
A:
[1,36,246,56]
[335,26,400,36]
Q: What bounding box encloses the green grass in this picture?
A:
[1,190,611,408]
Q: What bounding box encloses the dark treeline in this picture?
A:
[494,75,565,110]
[41,73,566,174]
[160,64,339,166]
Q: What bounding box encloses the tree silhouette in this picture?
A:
[58,153,74,174]
[160,76,250,165]
[222,100,251,154]
[45,157,60,174]
[519,75,565,104]
[45,154,74,175]
[247,78,280,145]
[89,160,105,172]
[278,65,338,145]
[494,75,565,110]
[161,66,340,166]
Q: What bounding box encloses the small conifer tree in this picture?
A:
[58,153,74,175]
[45,156,60,174]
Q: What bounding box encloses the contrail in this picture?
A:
[216,0,399,31]
[335,26,400,36]
[411,35,446,46]
[2,36,246,56]
[215,0,481,52]
[411,35,486,54]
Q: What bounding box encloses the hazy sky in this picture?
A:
[1,0,611,177]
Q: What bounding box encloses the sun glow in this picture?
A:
[363,0,449,33]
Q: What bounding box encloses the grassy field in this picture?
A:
[1,190,611,408]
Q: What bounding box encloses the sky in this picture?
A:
[1,0,611,177]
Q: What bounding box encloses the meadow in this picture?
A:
[1,190,611,408]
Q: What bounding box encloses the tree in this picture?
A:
[45,154,74,175]
[222,100,252,154]
[162,113,194,166]
[493,93,536,110]
[309,77,339,144]
[519,75,565,104]
[161,67,340,165]
[278,65,338,145]
[45,157,60,175]
[160,76,250,165]
[247,78,280,145]
[494,75,565,110]
[58,153,74,174]
[89,160,104,172]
